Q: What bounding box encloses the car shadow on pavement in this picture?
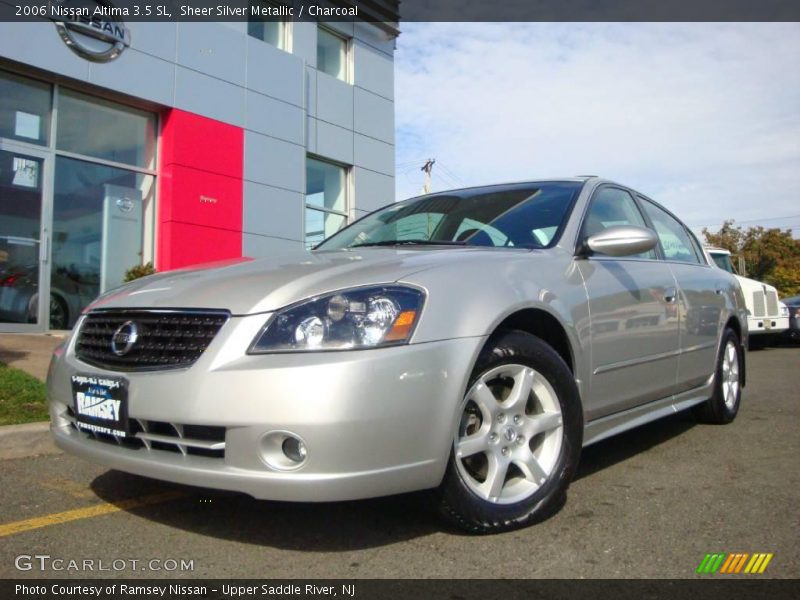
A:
[90,470,440,550]
[575,411,697,481]
[88,412,698,549]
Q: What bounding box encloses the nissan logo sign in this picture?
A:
[111,320,139,356]
[52,0,131,63]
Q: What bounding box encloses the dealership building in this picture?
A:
[0,3,398,332]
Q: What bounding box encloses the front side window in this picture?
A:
[248,1,289,50]
[0,70,51,146]
[306,158,348,248]
[315,182,583,251]
[710,252,735,273]
[581,187,656,259]
[317,27,348,81]
[640,200,701,264]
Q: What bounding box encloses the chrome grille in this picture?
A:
[752,291,765,317]
[766,290,779,316]
[66,407,226,458]
[76,309,229,371]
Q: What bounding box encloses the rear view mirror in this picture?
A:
[582,225,658,257]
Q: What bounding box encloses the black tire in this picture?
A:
[692,328,742,424]
[436,330,582,534]
[49,294,69,330]
[748,335,768,351]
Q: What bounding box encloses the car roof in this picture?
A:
[404,176,606,200]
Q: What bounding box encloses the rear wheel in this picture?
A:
[693,328,742,424]
[49,295,69,329]
[436,330,582,534]
[27,293,69,329]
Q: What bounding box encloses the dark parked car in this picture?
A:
[0,263,98,329]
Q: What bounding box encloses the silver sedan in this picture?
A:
[47,177,747,533]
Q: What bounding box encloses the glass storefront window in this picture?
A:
[0,69,157,331]
[305,157,348,248]
[0,150,44,326]
[57,89,156,169]
[0,71,51,146]
[51,156,154,328]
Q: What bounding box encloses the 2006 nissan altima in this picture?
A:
[47,177,747,533]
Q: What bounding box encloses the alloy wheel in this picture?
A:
[721,340,739,410]
[455,363,564,505]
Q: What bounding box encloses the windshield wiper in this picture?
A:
[351,239,467,248]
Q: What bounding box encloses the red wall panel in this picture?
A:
[157,109,244,271]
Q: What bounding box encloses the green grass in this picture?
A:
[0,362,49,426]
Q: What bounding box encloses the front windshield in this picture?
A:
[711,253,735,274]
[315,182,583,251]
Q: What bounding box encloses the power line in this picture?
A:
[437,163,466,186]
[690,213,800,228]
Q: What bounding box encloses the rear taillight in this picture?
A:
[0,275,19,286]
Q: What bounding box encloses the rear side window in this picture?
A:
[582,187,656,259]
[640,199,701,264]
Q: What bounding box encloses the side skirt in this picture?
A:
[582,376,715,447]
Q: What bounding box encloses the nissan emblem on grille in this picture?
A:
[110,321,138,356]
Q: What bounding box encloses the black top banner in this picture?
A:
[1,0,800,25]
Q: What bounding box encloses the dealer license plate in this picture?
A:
[71,374,129,437]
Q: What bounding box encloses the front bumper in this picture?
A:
[48,313,484,501]
[748,316,789,336]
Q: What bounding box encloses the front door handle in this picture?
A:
[664,287,677,304]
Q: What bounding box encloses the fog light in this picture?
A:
[282,436,307,463]
[258,431,309,471]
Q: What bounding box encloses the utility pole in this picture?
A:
[420,159,435,194]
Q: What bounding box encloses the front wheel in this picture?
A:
[436,330,582,534]
[693,328,742,424]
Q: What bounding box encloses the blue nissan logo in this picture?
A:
[111,320,138,356]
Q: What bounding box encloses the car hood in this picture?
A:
[86,247,513,315]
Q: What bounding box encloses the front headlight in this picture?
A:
[249,285,425,353]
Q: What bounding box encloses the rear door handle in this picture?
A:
[664,287,677,303]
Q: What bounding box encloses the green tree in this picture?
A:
[703,221,800,297]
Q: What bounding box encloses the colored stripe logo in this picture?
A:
[697,553,773,574]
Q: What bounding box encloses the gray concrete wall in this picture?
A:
[0,18,396,255]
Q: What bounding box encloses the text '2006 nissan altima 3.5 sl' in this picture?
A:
[47,177,748,533]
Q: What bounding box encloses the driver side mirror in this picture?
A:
[580,225,658,258]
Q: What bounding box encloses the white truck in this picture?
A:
[705,246,789,348]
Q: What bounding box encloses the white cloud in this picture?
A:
[394,23,800,234]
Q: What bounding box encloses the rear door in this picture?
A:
[577,186,680,420]
[638,197,725,393]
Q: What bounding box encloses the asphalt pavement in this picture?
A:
[1,347,797,579]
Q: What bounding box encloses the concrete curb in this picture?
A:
[0,421,60,460]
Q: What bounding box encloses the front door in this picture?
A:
[577,186,681,420]
[0,141,52,332]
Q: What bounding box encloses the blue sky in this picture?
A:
[393,23,800,236]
